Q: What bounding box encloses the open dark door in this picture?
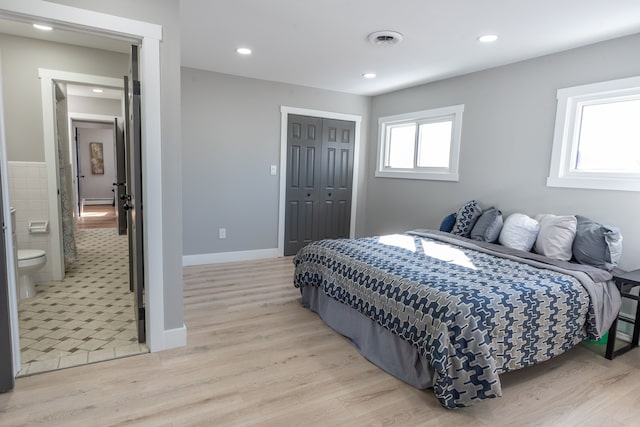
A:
[0,171,14,392]
[123,45,145,343]
[113,118,127,236]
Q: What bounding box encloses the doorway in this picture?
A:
[75,123,117,213]
[0,3,169,383]
[72,118,126,234]
[284,115,355,256]
[14,75,146,375]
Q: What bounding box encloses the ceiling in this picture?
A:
[1,2,639,98]
[180,0,640,96]
[66,84,123,101]
[0,18,130,54]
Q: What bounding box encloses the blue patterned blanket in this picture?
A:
[293,231,619,408]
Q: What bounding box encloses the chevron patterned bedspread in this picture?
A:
[293,231,610,408]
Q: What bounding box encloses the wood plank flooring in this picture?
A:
[1,256,640,426]
[77,204,117,229]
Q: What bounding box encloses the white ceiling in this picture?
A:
[66,84,123,101]
[180,0,640,96]
[1,2,639,98]
[0,18,130,54]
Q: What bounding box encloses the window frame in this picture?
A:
[547,75,640,192]
[375,104,464,181]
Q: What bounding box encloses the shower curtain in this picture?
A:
[55,82,77,269]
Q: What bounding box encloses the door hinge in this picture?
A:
[138,306,145,321]
[133,80,141,96]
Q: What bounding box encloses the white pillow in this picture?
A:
[534,214,577,261]
[498,213,540,252]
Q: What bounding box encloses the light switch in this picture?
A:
[270,165,277,175]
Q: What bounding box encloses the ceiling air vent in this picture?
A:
[367,30,404,46]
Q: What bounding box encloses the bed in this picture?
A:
[293,230,622,408]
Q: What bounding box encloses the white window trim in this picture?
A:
[547,75,640,192]
[375,104,463,181]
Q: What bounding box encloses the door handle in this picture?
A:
[121,193,133,210]
[113,182,126,187]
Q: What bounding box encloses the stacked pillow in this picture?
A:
[439,213,457,233]
[498,213,540,252]
[470,207,503,243]
[450,200,482,237]
[572,215,622,270]
[534,214,577,261]
[438,201,622,271]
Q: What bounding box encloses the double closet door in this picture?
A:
[284,115,355,256]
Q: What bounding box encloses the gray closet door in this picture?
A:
[319,118,355,240]
[284,115,322,256]
[284,115,355,256]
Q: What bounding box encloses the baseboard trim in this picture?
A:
[82,197,113,205]
[161,324,187,350]
[183,248,279,266]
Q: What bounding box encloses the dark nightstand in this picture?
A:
[605,269,640,360]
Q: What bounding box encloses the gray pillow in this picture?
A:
[451,200,482,238]
[533,214,577,261]
[470,207,503,243]
[572,215,622,271]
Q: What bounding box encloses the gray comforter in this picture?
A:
[293,230,621,408]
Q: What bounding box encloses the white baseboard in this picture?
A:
[160,324,187,350]
[82,197,113,205]
[182,248,279,266]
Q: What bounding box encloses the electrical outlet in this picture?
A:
[219,228,226,239]
[270,164,277,175]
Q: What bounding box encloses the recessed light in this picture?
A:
[33,24,53,31]
[92,89,104,93]
[236,47,252,55]
[478,34,498,43]
[363,73,376,79]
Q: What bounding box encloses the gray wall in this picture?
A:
[366,32,640,270]
[48,0,184,330]
[68,96,122,117]
[0,33,128,162]
[181,68,370,256]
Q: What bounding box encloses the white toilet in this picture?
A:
[17,249,47,299]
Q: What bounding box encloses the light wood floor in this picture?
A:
[2,257,640,426]
[77,204,117,229]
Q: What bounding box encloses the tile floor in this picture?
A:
[17,227,148,376]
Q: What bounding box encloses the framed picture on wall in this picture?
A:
[89,142,104,175]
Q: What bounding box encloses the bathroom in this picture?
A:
[0,22,146,375]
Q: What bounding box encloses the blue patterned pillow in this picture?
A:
[439,213,457,232]
[451,200,482,237]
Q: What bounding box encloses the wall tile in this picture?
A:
[8,161,53,282]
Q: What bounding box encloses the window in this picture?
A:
[547,76,640,191]
[376,105,464,181]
